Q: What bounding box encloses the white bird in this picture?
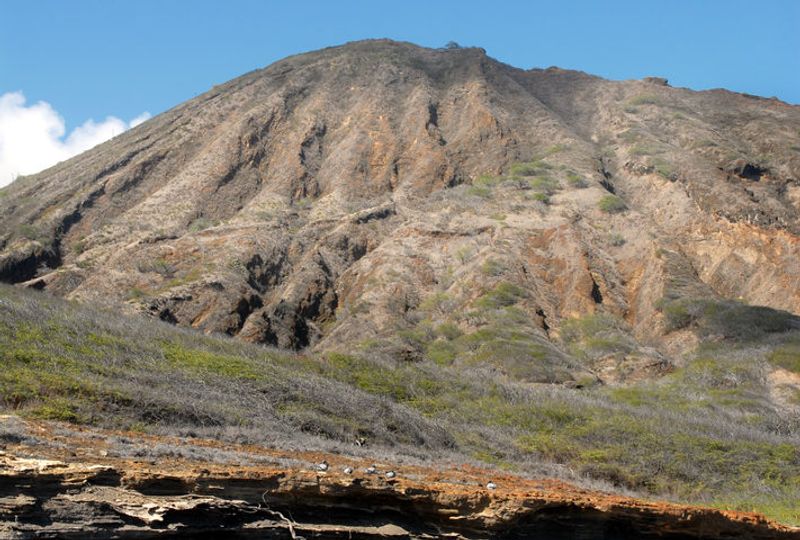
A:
[365,464,377,475]
[343,466,354,475]
[385,470,396,479]
[486,481,497,490]
[316,460,329,472]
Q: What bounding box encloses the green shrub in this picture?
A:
[630,144,658,156]
[467,185,492,198]
[528,176,560,194]
[770,344,800,373]
[566,172,588,188]
[530,192,550,204]
[598,195,627,213]
[653,158,676,179]
[658,297,797,341]
[481,259,507,277]
[161,343,265,380]
[426,340,458,366]
[138,258,176,276]
[608,233,626,246]
[18,224,41,241]
[188,217,214,232]
[419,292,454,314]
[509,160,551,176]
[72,239,87,254]
[126,287,148,300]
[436,322,463,340]
[475,282,526,310]
[473,174,501,188]
[627,94,661,107]
[619,130,642,143]
[561,313,634,361]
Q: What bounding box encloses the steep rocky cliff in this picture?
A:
[0,40,798,367]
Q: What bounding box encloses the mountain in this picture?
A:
[1,40,800,531]
[1,40,798,359]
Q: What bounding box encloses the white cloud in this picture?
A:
[0,91,150,187]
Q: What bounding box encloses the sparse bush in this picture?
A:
[561,313,635,361]
[481,259,507,277]
[475,282,526,310]
[296,197,314,208]
[137,258,176,276]
[455,246,474,264]
[436,322,463,340]
[770,344,800,373]
[126,287,147,300]
[608,233,626,246]
[426,340,458,366]
[598,195,627,213]
[473,174,501,188]
[509,160,551,177]
[630,144,658,156]
[657,296,798,341]
[543,143,568,155]
[419,292,455,314]
[467,185,492,198]
[18,224,41,241]
[188,217,214,232]
[529,192,550,204]
[627,94,661,107]
[566,172,588,188]
[528,176,560,195]
[693,139,718,149]
[72,239,87,254]
[653,158,676,179]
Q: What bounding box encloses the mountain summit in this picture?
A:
[0,39,799,377]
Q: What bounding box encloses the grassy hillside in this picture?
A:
[1,283,799,524]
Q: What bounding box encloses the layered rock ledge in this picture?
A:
[1,418,797,539]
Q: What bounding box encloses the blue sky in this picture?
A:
[0,0,798,184]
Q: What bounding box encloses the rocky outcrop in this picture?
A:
[1,420,797,540]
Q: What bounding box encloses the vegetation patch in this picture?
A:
[598,195,627,213]
[769,344,800,373]
[657,296,798,341]
[2,284,800,525]
[561,313,634,362]
[475,282,526,310]
[627,94,662,107]
[509,160,551,177]
[566,171,588,188]
[652,158,676,179]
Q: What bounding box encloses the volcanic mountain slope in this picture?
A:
[0,39,798,372]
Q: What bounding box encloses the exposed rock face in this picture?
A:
[0,39,798,366]
[2,418,797,539]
